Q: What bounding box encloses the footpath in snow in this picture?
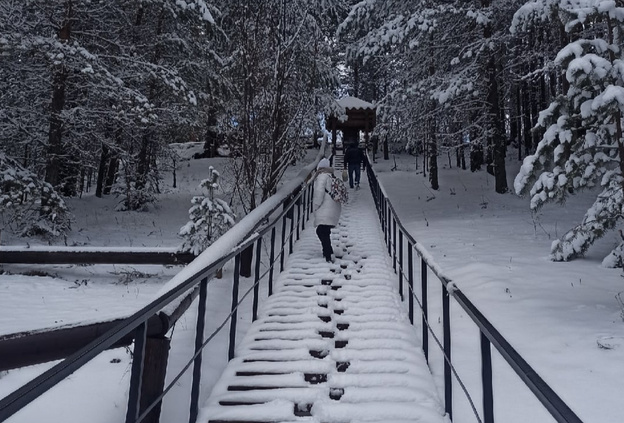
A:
[199,175,446,423]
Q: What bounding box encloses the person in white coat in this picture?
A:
[313,158,342,262]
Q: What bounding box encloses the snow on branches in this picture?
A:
[338,3,456,64]
[514,1,624,266]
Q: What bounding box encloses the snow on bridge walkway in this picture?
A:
[199,176,446,423]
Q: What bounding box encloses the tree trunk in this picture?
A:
[515,83,522,160]
[427,35,438,189]
[104,153,119,195]
[530,80,540,152]
[460,145,466,170]
[95,143,109,198]
[103,126,121,195]
[488,62,508,193]
[482,0,507,193]
[136,132,150,191]
[522,79,532,156]
[45,1,72,189]
[383,136,389,160]
[429,134,439,190]
[353,60,359,98]
[202,108,219,158]
[135,3,165,194]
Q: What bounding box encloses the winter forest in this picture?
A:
[3,0,624,267]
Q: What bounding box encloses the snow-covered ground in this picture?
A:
[374,153,624,423]
[1,147,622,423]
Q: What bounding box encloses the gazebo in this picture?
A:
[326,96,376,155]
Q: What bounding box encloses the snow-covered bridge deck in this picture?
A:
[199,177,446,423]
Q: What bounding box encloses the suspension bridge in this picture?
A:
[0,150,583,423]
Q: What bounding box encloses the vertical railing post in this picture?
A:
[398,231,403,301]
[308,187,312,222]
[288,202,295,255]
[125,322,147,423]
[308,185,313,221]
[189,278,208,423]
[421,257,428,361]
[228,255,241,361]
[481,332,494,423]
[296,197,301,240]
[392,219,397,274]
[387,205,392,256]
[280,216,287,272]
[373,173,378,206]
[252,237,262,321]
[407,243,414,324]
[268,227,276,296]
[379,191,384,224]
[381,197,386,229]
[301,189,306,231]
[384,200,389,248]
[443,283,452,420]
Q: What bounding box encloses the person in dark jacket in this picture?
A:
[343,142,364,189]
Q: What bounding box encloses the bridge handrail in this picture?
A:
[366,163,583,423]
[0,145,327,423]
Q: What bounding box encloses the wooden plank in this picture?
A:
[0,314,165,371]
[0,250,195,265]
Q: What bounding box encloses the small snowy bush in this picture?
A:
[113,182,156,212]
[0,153,71,238]
[179,166,235,255]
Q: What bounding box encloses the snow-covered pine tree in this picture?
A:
[0,153,71,239]
[179,166,235,255]
[513,1,624,266]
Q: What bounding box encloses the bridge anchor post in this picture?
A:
[138,336,171,423]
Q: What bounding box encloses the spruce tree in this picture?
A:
[514,1,624,266]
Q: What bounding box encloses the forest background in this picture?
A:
[4,0,624,265]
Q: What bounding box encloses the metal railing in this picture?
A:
[0,161,318,423]
[366,163,583,423]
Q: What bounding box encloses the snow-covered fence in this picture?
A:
[366,164,583,423]
[0,147,328,423]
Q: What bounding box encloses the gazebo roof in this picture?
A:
[337,96,375,110]
[326,96,377,131]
